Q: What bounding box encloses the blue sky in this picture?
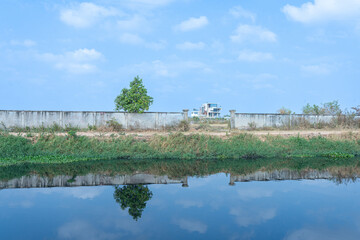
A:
[1,0,359,114]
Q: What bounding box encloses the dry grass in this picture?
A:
[8,129,360,142]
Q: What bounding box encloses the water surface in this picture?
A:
[1,166,360,240]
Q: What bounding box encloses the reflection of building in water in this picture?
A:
[228,169,354,185]
[0,174,188,189]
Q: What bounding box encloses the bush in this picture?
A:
[67,130,77,138]
[277,107,292,114]
[106,119,123,132]
[195,121,211,131]
[177,120,190,132]
[88,125,97,131]
[352,105,360,115]
[248,122,257,130]
[191,117,200,122]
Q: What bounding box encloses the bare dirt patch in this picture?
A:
[9,129,360,141]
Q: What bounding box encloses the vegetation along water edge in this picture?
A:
[1,132,360,167]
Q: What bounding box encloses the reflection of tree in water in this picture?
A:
[113,185,153,221]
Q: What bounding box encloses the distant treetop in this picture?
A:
[302,100,341,115]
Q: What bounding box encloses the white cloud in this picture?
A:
[176,200,203,208]
[67,48,102,61]
[230,207,276,227]
[10,39,36,47]
[230,24,277,43]
[251,74,278,90]
[306,30,336,44]
[176,41,205,50]
[119,33,145,45]
[237,188,273,200]
[60,2,118,28]
[58,220,118,240]
[238,50,273,62]
[39,48,103,74]
[285,227,360,240]
[237,73,279,90]
[8,200,34,208]
[124,59,212,78]
[119,33,167,50]
[301,64,331,75]
[174,219,207,233]
[117,15,149,32]
[65,187,103,200]
[146,40,167,50]
[34,186,104,199]
[174,16,209,32]
[149,60,173,77]
[283,0,360,23]
[229,6,256,22]
[126,0,175,9]
[211,40,225,54]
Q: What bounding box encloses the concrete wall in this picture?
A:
[231,112,343,129]
[0,110,188,130]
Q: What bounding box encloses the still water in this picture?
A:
[1,169,360,240]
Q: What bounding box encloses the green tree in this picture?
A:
[302,103,323,115]
[113,185,153,221]
[114,76,153,113]
[302,100,341,115]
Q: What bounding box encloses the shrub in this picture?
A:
[64,124,79,132]
[195,121,211,131]
[67,130,77,138]
[106,119,123,132]
[177,120,190,132]
[352,105,360,115]
[248,122,257,130]
[277,107,292,114]
[50,123,62,132]
[88,125,97,131]
[191,117,200,122]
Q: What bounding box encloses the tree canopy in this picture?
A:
[113,185,153,221]
[302,100,341,115]
[114,76,153,113]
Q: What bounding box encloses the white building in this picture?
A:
[191,103,222,118]
[191,109,200,117]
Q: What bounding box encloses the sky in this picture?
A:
[1,0,359,114]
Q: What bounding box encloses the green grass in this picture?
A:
[0,132,360,167]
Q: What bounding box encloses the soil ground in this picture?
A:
[9,125,360,141]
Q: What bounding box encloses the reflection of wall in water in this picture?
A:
[229,169,358,185]
[0,173,188,189]
[1,169,357,189]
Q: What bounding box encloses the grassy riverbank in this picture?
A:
[1,132,360,166]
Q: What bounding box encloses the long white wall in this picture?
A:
[230,112,354,129]
[0,110,187,130]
